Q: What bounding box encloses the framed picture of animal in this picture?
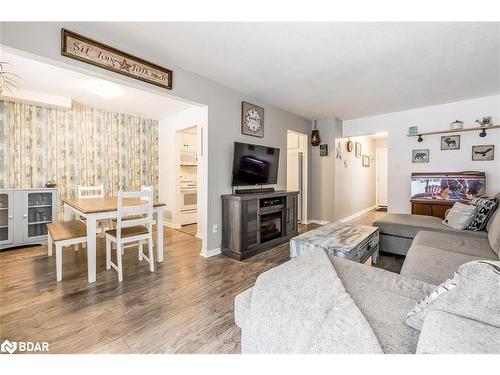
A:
[441,135,460,150]
[412,149,429,163]
[472,145,495,161]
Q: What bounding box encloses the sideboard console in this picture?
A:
[221,190,299,260]
[0,188,58,250]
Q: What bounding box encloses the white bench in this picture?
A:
[47,221,87,282]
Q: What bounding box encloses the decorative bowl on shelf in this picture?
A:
[449,120,464,130]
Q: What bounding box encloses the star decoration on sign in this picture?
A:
[119,59,132,72]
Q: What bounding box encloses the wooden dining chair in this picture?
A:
[111,186,154,252]
[77,184,105,200]
[140,185,154,222]
[75,184,108,250]
[105,190,154,282]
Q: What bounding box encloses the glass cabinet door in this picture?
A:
[0,193,13,244]
[26,192,53,239]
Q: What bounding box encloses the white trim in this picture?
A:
[164,219,181,229]
[306,219,330,225]
[375,148,388,207]
[337,205,378,223]
[200,246,221,258]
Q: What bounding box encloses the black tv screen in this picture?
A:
[232,142,280,186]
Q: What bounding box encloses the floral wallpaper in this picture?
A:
[0,100,159,217]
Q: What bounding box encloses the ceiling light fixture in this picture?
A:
[311,119,321,146]
[86,80,124,98]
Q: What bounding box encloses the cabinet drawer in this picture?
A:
[412,202,432,216]
[431,204,449,219]
[348,232,379,262]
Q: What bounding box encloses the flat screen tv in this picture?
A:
[232,142,280,186]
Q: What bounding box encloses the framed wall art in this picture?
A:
[412,149,429,163]
[362,154,370,167]
[355,142,362,158]
[61,28,173,90]
[241,101,264,137]
[320,144,329,156]
[441,135,460,150]
[472,145,494,161]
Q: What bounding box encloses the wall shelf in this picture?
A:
[407,125,500,140]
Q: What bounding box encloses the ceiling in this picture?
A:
[60,22,500,120]
[1,51,194,120]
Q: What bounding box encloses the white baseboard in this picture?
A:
[337,205,378,223]
[200,247,221,258]
[164,220,181,229]
[306,219,330,225]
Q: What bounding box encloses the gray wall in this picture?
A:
[0,22,312,252]
[334,135,376,220]
[308,117,342,222]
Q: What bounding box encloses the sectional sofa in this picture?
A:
[374,193,500,285]
[234,196,500,354]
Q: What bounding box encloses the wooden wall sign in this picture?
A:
[61,28,172,90]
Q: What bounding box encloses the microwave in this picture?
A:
[180,151,197,166]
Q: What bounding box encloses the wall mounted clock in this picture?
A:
[241,101,264,138]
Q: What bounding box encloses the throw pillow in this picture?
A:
[406,260,500,331]
[468,197,498,231]
[442,202,477,230]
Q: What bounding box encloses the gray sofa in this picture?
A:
[234,198,500,354]
[373,213,489,256]
[374,194,500,285]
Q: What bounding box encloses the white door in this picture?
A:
[376,148,388,207]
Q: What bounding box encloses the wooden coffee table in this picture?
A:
[290,223,379,264]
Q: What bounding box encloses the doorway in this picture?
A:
[3,49,210,258]
[287,130,308,223]
[376,148,388,207]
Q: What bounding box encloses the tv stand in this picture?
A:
[234,187,275,195]
[221,190,299,260]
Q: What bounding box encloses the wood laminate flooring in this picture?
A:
[177,223,198,237]
[0,211,400,354]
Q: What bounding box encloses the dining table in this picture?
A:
[62,196,165,283]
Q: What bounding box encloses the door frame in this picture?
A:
[287,130,308,223]
[375,147,388,207]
